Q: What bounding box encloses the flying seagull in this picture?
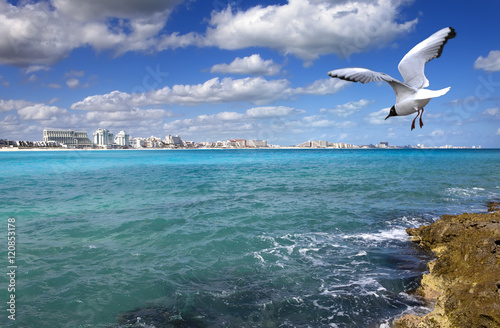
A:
[328,27,456,130]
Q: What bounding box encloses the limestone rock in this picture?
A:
[395,210,500,328]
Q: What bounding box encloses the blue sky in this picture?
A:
[0,0,499,147]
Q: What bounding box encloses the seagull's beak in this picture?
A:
[385,106,397,120]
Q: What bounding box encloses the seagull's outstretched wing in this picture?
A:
[398,27,456,89]
[328,68,413,102]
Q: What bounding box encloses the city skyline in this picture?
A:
[0,127,486,150]
[0,0,499,147]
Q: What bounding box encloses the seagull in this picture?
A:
[328,27,456,130]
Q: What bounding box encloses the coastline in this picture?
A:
[0,147,495,152]
[394,203,500,328]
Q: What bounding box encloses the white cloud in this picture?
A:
[163,112,253,136]
[302,115,337,128]
[204,0,417,61]
[474,50,500,72]
[71,76,346,110]
[0,0,182,66]
[366,108,391,125]
[0,0,416,66]
[24,65,50,74]
[482,107,499,118]
[9,100,178,135]
[66,78,80,89]
[246,106,305,118]
[66,77,89,89]
[18,104,69,120]
[210,54,281,76]
[320,99,373,116]
[0,99,32,112]
[294,78,349,95]
[138,77,292,106]
[71,90,133,111]
[85,108,175,128]
[163,106,306,137]
[497,128,500,135]
[0,114,19,126]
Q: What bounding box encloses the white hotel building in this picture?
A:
[43,129,93,148]
[114,131,130,147]
[93,128,114,148]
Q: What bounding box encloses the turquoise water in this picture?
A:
[1,149,499,328]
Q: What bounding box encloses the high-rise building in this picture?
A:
[43,129,92,148]
[93,129,113,147]
[114,131,130,147]
[164,134,184,147]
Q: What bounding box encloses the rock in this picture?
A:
[395,210,500,328]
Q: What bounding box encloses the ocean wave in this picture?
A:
[343,228,410,243]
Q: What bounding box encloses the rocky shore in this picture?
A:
[394,202,500,328]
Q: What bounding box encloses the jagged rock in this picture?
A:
[395,210,500,328]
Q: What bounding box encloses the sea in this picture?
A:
[1,149,499,328]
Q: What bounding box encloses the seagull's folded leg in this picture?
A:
[411,113,418,130]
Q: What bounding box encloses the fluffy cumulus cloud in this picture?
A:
[18,104,69,120]
[210,54,281,76]
[474,50,500,72]
[71,91,134,111]
[1,97,177,137]
[0,99,32,112]
[204,0,417,61]
[71,76,348,110]
[0,0,183,66]
[0,0,417,66]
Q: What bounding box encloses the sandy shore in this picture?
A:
[394,202,500,328]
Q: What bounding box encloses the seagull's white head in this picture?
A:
[385,106,397,120]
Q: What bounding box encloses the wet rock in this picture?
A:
[395,210,500,328]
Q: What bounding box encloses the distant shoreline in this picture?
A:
[0,147,495,152]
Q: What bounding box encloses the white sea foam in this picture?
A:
[354,250,367,257]
[343,228,410,243]
[446,186,486,197]
[253,252,265,263]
